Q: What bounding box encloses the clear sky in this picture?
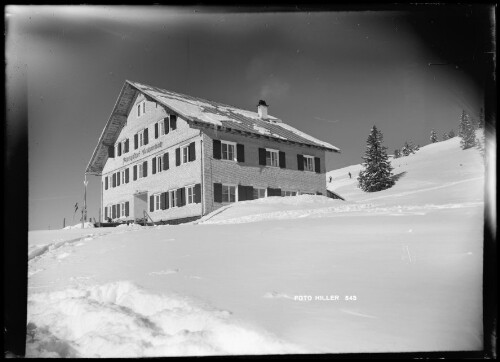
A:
[5,5,489,231]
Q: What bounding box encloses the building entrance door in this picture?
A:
[133,192,148,221]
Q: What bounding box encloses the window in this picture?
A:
[121,202,126,217]
[300,192,314,195]
[253,188,267,199]
[159,121,164,136]
[266,149,279,167]
[182,145,189,164]
[170,190,177,208]
[137,100,146,117]
[139,130,144,147]
[222,184,236,203]
[157,156,162,172]
[121,170,126,184]
[221,141,236,161]
[186,185,195,204]
[303,155,314,172]
[138,163,143,179]
[281,190,297,197]
[154,194,161,211]
[122,139,128,154]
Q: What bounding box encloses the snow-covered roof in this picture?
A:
[86,80,340,175]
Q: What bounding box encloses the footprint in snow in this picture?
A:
[263,291,293,299]
[341,309,377,319]
[56,252,70,260]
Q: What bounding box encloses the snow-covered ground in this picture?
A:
[27,136,485,357]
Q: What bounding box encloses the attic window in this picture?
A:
[137,100,146,117]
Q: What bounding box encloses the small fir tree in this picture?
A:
[448,129,455,138]
[442,132,449,141]
[478,107,485,129]
[357,125,395,192]
[401,141,417,156]
[459,110,477,149]
[430,129,438,143]
[458,110,468,138]
[393,149,401,158]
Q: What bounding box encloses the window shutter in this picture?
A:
[112,205,116,219]
[176,188,183,207]
[194,183,201,203]
[160,192,166,210]
[213,183,222,203]
[314,157,321,173]
[237,144,245,162]
[238,185,247,201]
[246,185,254,200]
[170,115,177,130]
[175,148,180,166]
[267,187,281,197]
[163,153,169,170]
[258,148,266,165]
[143,161,148,177]
[125,168,129,183]
[105,206,108,219]
[144,128,149,145]
[189,142,196,162]
[152,157,157,174]
[164,117,170,134]
[125,201,129,216]
[180,188,185,206]
[150,195,154,212]
[213,140,221,159]
[134,134,138,149]
[112,173,116,187]
[108,145,115,158]
[297,154,304,171]
[118,143,122,156]
[279,151,286,168]
[155,123,159,139]
[105,176,108,190]
[133,165,137,181]
[125,139,129,153]
[165,191,170,209]
[116,172,120,186]
[117,203,121,217]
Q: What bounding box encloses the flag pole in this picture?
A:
[83,174,88,229]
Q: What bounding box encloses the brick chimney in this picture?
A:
[257,100,268,120]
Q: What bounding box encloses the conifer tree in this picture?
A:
[459,110,477,149]
[357,125,395,192]
[478,107,485,129]
[458,110,468,138]
[401,141,417,156]
[430,129,438,143]
[393,149,401,159]
[442,132,449,141]
[448,129,455,138]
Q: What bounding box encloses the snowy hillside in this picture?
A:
[27,136,485,357]
[326,135,484,207]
